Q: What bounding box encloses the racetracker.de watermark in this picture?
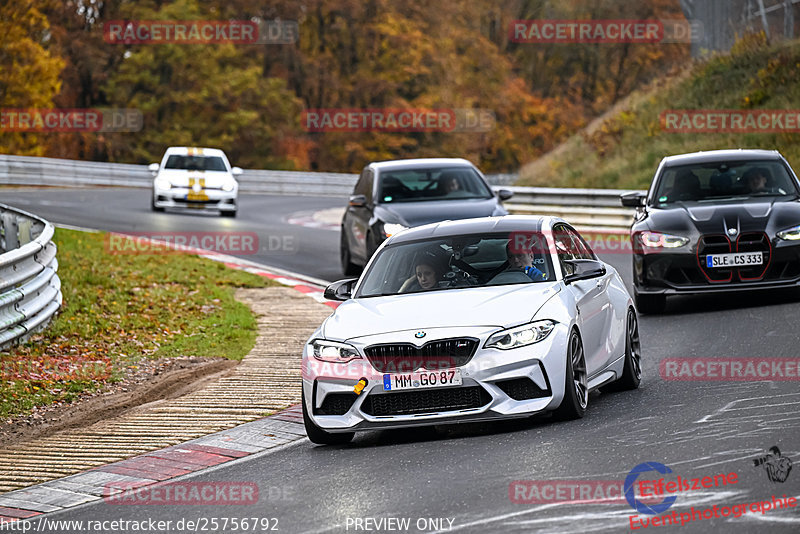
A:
[660,358,800,381]
[0,109,142,132]
[509,19,701,44]
[103,481,258,505]
[104,232,263,255]
[510,480,662,504]
[661,110,800,133]
[104,20,298,44]
[301,108,495,133]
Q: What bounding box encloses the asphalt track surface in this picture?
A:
[4,188,800,533]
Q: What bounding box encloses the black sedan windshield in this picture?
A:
[653,160,799,204]
[377,167,493,203]
[357,232,554,297]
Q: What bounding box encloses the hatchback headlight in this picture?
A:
[155,178,171,190]
[311,340,361,363]
[638,231,689,248]
[383,223,408,237]
[221,180,235,192]
[777,225,800,241]
[485,320,556,350]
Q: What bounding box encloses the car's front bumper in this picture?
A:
[153,187,237,212]
[301,325,569,433]
[633,235,800,295]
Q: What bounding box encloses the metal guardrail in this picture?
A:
[0,204,62,350]
[0,154,642,230]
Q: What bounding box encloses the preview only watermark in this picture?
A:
[301,108,495,133]
[659,358,800,381]
[103,20,298,44]
[0,109,142,132]
[509,19,701,44]
[661,110,800,133]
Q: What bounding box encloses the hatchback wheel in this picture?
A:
[604,308,642,392]
[554,329,587,420]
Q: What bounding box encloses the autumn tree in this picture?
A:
[0,0,64,156]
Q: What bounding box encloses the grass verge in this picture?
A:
[0,228,277,419]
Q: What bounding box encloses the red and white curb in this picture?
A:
[0,406,306,523]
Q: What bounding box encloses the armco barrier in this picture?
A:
[0,154,642,230]
[0,203,62,350]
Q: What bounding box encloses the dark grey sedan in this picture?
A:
[340,158,513,275]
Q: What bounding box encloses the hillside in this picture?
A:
[517,35,800,190]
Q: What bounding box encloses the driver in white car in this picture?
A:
[506,241,548,281]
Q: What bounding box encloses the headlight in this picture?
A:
[155,178,171,190]
[484,320,556,350]
[221,181,235,192]
[311,340,361,363]
[383,223,408,237]
[638,231,689,248]
[777,225,800,241]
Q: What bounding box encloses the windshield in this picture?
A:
[377,167,493,203]
[164,155,228,172]
[653,160,799,204]
[356,232,554,298]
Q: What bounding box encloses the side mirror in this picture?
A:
[348,194,367,208]
[497,189,514,201]
[148,163,160,174]
[620,191,646,208]
[231,166,243,176]
[563,259,606,284]
[324,278,358,301]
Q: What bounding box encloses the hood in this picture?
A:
[375,197,504,227]
[643,197,800,236]
[323,282,561,342]
[156,169,233,188]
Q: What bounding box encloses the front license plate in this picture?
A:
[706,252,763,268]
[383,369,462,391]
[186,191,209,201]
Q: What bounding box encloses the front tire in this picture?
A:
[604,308,642,392]
[554,329,587,420]
[340,230,360,276]
[151,196,164,212]
[302,388,354,445]
[220,210,237,218]
[635,291,665,314]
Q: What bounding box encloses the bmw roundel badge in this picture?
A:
[415,331,426,339]
[727,227,738,236]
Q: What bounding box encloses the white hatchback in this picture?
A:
[302,216,642,444]
[150,147,241,217]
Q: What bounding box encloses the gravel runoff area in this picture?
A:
[0,287,332,495]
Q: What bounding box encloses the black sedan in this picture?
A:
[340,158,513,275]
[621,149,800,313]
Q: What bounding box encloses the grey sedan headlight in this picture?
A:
[777,224,800,241]
[311,340,362,363]
[484,320,556,350]
[383,223,408,237]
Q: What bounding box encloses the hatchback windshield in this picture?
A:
[164,155,228,172]
[377,167,493,203]
[356,232,554,297]
[653,160,799,204]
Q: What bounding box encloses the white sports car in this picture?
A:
[302,216,641,444]
[150,146,241,217]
